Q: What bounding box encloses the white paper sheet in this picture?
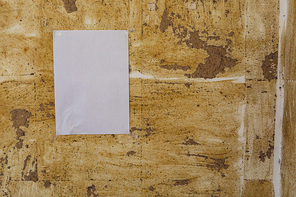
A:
[53,30,129,135]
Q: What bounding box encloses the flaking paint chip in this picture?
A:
[53,30,129,135]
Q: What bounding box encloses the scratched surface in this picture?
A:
[0,0,278,196]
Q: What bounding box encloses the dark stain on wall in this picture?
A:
[183,31,237,79]
[262,51,278,81]
[62,0,77,13]
[39,104,45,111]
[87,184,99,197]
[173,179,190,186]
[159,63,190,71]
[0,155,8,176]
[184,31,206,50]
[184,83,192,88]
[159,9,239,79]
[160,8,173,33]
[206,157,229,172]
[22,156,38,182]
[44,180,51,188]
[182,138,200,145]
[173,25,188,40]
[148,186,154,191]
[259,144,274,162]
[130,127,154,137]
[126,151,136,156]
[10,109,31,149]
[10,109,31,129]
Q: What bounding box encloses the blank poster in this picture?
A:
[53,30,129,135]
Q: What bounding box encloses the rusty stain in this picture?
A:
[24,47,29,53]
[206,158,229,172]
[62,0,77,13]
[46,113,55,119]
[22,155,31,174]
[186,45,238,79]
[259,151,266,162]
[208,36,221,41]
[126,151,136,156]
[183,31,238,79]
[262,51,278,81]
[184,82,192,88]
[184,31,206,50]
[0,156,8,166]
[44,180,51,188]
[173,25,188,40]
[148,186,154,191]
[228,32,234,37]
[10,109,31,129]
[186,153,229,172]
[182,139,200,145]
[48,102,55,107]
[266,144,274,159]
[159,59,165,64]
[23,157,38,182]
[185,153,208,159]
[159,63,190,71]
[259,144,274,162]
[173,179,190,186]
[87,185,98,197]
[159,8,173,33]
[10,109,31,149]
[130,127,154,137]
[39,104,45,111]
[0,155,8,176]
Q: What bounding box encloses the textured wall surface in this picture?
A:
[281,0,296,196]
[0,0,278,196]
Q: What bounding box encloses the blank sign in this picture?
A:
[53,30,129,135]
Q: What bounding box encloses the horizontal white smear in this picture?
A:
[130,71,245,83]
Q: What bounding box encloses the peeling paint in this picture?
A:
[262,51,278,81]
[0,0,280,196]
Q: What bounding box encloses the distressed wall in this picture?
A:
[281,0,296,195]
[0,0,278,196]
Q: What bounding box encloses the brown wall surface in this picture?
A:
[0,0,278,196]
[281,0,296,196]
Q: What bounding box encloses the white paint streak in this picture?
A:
[238,104,246,143]
[239,104,246,195]
[1,24,37,37]
[274,0,287,196]
[206,76,245,83]
[130,72,246,83]
[0,75,35,83]
[130,71,154,79]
